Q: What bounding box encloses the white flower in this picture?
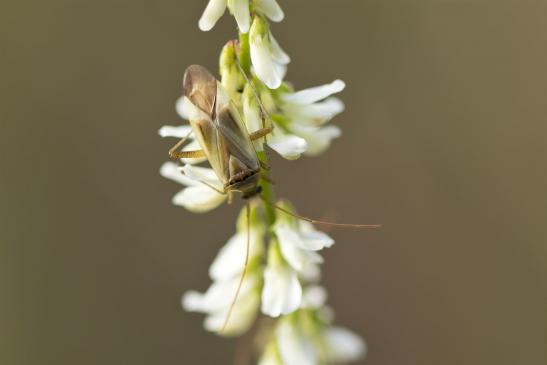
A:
[261,241,303,317]
[301,285,327,309]
[250,16,290,89]
[175,95,189,120]
[266,126,307,160]
[324,326,367,363]
[259,308,365,365]
[282,79,345,106]
[242,83,310,158]
[183,271,261,336]
[254,0,284,22]
[241,85,309,158]
[199,0,249,33]
[290,124,342,156]
[182,205,264,336]
[273,206,334,272]
[260,204,335,316]
[277,237,323,274]
[278,79,345,156]
[209,206,265,280]
[276,219,334,252]
[277,317,318,365]
[198,0,284,33]
[159,162,226,213]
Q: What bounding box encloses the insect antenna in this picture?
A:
[261,196,381,229]
[221,201,252,332]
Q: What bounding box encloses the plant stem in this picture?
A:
[257,151,276,226]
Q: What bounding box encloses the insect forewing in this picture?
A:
[215,94,260,176]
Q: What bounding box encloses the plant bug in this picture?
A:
[169,65,271,201]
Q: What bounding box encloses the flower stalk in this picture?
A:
[159,1,366,363]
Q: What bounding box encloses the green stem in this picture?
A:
[238,31,251,75]
[257,151,276,226]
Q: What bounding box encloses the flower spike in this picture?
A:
[160,1,376,363]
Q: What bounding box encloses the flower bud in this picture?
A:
[242,84,265,151]
[220,41,245,101]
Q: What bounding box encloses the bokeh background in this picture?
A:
[2,0,546,364]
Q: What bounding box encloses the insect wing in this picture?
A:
[188,116,228,185]
[214,91,260,177]
[182,65,259,189]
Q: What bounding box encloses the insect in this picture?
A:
[169,64,271,201]
[169,64,380,332]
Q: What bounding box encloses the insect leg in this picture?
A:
[168,131,193,159]
[259,160,271,171]
[249,126,273,141]
[221,202,251,333]
[169,150,206,159]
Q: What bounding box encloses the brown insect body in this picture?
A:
[182,65,261,199]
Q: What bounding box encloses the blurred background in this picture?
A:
[1,0,546,364]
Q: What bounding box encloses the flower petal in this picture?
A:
[158,124,193,138]
[284,97,345,125]
[274,61,288,82]
[230,0,250,33]
[159,161,196,186]
[324,327,367,363]
[203,289,259,336]
[181,165,224,191]
[172,185,226,213]
[282,79,346,104]
[183,274,260,336]
[175,96,189,120]
[269,32,290,64]
[278,238,323,272]
[267,129,307,160]
[250,36,282,89]
[209,230,263,281]
[301,285,327,309]
[299,221,335,250]
[250,19,283,89]
[275,221,333,252]
[261,264,302,317]
[277,319,318,365]
[291,125,341,156]
[182,273,258,313]
[254,0,284,22]
[274,223,324,271]
[299,261,321,282]
[198,0,227,31]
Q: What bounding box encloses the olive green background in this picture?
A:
[1,0,546,364]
